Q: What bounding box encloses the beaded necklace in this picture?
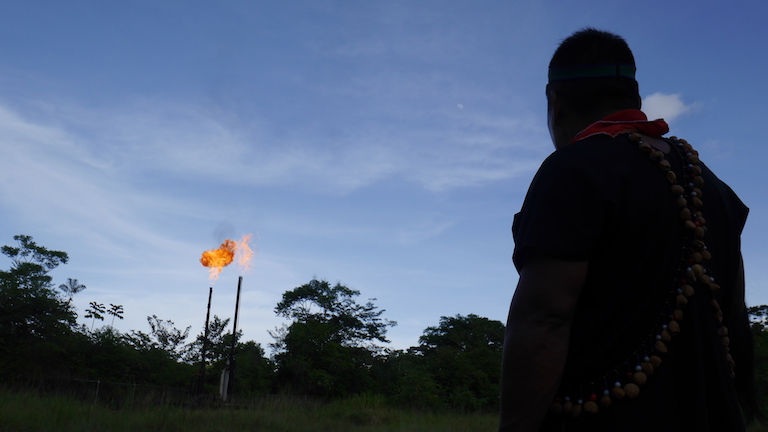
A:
[549,132,733,418]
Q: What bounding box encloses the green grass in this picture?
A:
[5,389,766,432]
[0,389,497,432]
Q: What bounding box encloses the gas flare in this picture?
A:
[200,234,254,280]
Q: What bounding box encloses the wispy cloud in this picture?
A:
[642,92,698,124]
[0,94,546,263]
[8,93,547,194]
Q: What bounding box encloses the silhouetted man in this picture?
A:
[499,28,756,431]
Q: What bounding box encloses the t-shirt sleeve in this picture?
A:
[512,147,608,271]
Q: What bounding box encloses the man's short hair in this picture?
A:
[547,28,641,115]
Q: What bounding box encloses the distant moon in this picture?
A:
[457,104,464,109]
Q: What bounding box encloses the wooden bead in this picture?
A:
[692,239,705,250]
[692,166,702,175]
[677,196,687,208]
[624,383,640,399]
[657,159,671,171]
[692,197,704,208]
[650,355,662,367]
[611,386,626,400]
[694,227,705,238]
[641,362,654,375]
[718,326,729,336]
[679,208,691,220]
[691,252,702,263]
[709,283,721,292]
[676,294,688,306]
[668,320,681,335]
[701,249,712,260]
[571,404,582,418]
[637,142,652,153]
[681,284,694,297]
[633,371,648,385]
[661,329,672,342]
[693,176,705,186]
[649,150,664,162]
[722,336,731,347]
[688,154,700,164]
[563,401,573,414]
[671,185,685,195]
[629,133,643,142]
[693,188,702,198]
[691,264,704,278]
[667,171,677,183]
[655,340,668,354]
[584,401,599,414]
[600,395,612,408]
[684,220,697,232]
[673,309,684,321]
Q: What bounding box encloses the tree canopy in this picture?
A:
[271,279,396,397]
[416,314,505,411]
[274,279,395,348]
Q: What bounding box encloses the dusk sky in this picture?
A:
[2,1,767,352]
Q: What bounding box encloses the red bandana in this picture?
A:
[571,109,669,143]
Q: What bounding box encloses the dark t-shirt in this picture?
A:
[512,133,750,431]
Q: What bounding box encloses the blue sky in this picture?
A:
[1,1,767,352]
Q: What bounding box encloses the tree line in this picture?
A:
[0,235,503,411]
[3,234,768,413]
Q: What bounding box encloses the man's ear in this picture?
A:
[547,87,567,148]
[546,87,563,126]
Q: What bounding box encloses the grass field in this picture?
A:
[2,389,766,432]
[0,389,497,432]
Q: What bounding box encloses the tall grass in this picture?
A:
[0,389,498,432]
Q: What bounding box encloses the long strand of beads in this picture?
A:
[548,132,733,418]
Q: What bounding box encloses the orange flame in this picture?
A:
[200,234,255,280]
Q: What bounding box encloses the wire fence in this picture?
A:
[14,378,197,409]
[7,378,325,412]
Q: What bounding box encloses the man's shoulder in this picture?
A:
[539,134,632,173]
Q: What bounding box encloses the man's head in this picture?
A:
[547,28,641,148]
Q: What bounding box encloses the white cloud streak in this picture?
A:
[642,92,697,124]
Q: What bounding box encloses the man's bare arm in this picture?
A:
[498,254,588,432]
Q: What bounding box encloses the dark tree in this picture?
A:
[417,314,505,411]
[749,305,768,411]
[58,278,86,303]
[128,315,191,361]
[271,279,396,397]
[274,279,395,349]
[107,303,124,327]
[0,235,74,339]
[185,315,234,365]
[0,235,75,382]
[85,301,105,331]
[1,234,69,292]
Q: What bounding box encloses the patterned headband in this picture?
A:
[548,63,636,83]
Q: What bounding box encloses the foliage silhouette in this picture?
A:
[58,278,86,303]
[271,279,396,397]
